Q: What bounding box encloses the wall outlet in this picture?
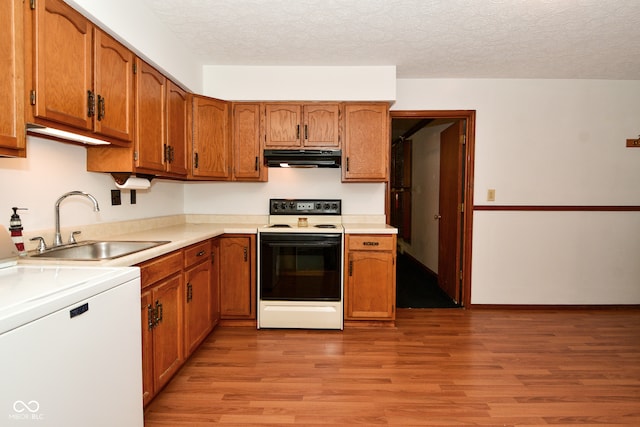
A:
[111,189,121,206]
[487,189,496,202]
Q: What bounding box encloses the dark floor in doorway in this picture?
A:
[396,253,460,308]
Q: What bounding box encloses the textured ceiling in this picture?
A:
[142,0,640,79]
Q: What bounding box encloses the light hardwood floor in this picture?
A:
[145,308,640,426]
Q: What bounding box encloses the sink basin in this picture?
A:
[30,240,170,260]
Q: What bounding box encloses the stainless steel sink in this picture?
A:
[30,240,170,260]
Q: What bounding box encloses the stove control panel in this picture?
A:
[269,199,341,215]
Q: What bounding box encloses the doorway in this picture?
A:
[389,111,475,308]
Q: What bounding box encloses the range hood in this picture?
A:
[264,149,341,168]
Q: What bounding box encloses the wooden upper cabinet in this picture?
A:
[135,59,167,173]
[303,104,340,147]
[232,103,265,181]
[0,0,25,157]
[32,0,93,131]
[29,0,134,145]
[93,29,134,142]
[264,103,339,149]
[342,103,390,182]
[264,104,301,147]
[166,81,189,176]
[191,95,231,179]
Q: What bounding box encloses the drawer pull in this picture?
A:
[363,241,379,246]
[196,250,206,257]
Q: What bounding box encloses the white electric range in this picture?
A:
[257,199,344,329]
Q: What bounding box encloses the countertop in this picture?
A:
[19,219,397,267]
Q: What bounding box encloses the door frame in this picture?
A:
[388,110,476,308]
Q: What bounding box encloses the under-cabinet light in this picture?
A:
[27,126,111,145]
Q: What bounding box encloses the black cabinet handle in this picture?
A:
[186,282,193,302]
[87,90,95,117]
[97,95,105,121]
[147,304,154,331]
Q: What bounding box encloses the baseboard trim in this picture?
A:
[470,304,640,310]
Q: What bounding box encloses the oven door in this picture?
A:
[259,233,342,302]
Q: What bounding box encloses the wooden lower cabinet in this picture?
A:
[220,235,256,320]
[139,236,251,406]
[344,234,397,321]
[183,240,213,356]
[139,250,184,407]
[210,238,221,326]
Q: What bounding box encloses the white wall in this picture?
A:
[395,79,640,304]
[184,168,385,216]
[0,137,184,237]
[65,0,202,92]
[202,66,396,101]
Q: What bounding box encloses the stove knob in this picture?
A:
[331,203,338,210]
[324,203,330,210]
[289,201,295,208]
[280,202,287,210]
[315,203,321,210]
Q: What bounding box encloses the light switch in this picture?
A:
[487,189,496,202]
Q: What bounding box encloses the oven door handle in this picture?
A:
[263,241,340,248]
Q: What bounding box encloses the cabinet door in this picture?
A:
[192,95,231,179]
[93,29,134,142]
[184,261,212,355]
[232,103,264,181]
[135,59,167,173]
[346,250,395,319]
[220,236,255,319]
[303,104,340,147]
[342,103,389,182]
[0,0,25,156]
[264,104,301,148]
[33,0,92,130]
[166,81,189,176]
[140,289,154,407]
[152,274,184,392]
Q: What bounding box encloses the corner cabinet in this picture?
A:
[0,0,25,157]
[136,59,188,177]
[342,103,390,182]
[26,0,134,145]
[344,234,397,322]
[86,60,188,178]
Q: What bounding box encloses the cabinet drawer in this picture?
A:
[184,240,211,268]
[139,250,182,289]
[347,235,395,251]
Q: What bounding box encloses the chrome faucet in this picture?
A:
[54,191,100,247]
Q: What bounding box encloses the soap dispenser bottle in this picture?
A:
[9,207,27,256]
